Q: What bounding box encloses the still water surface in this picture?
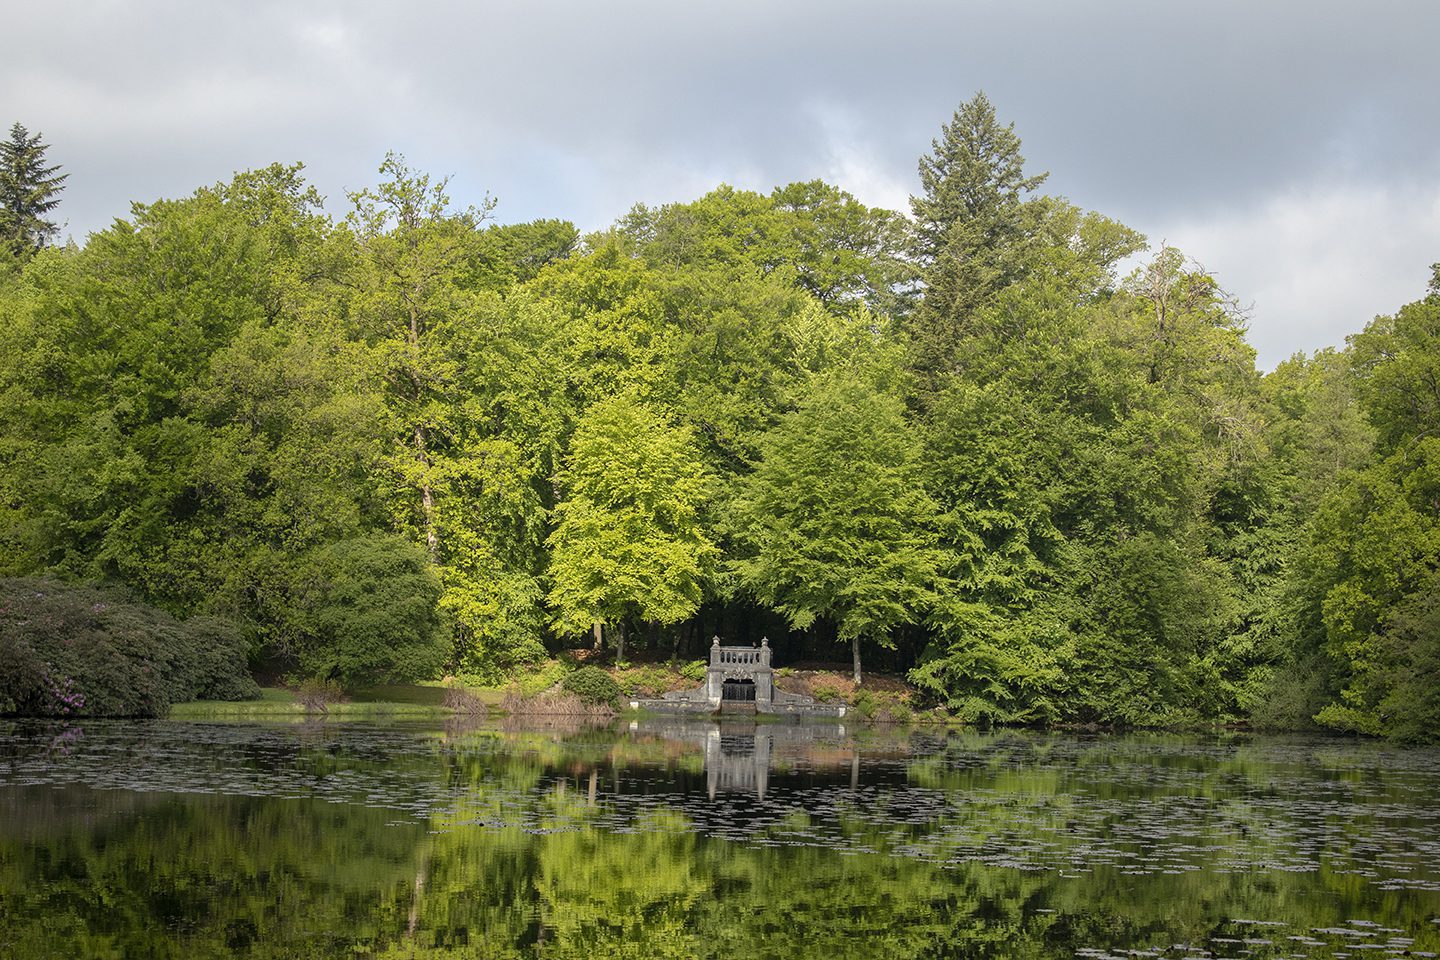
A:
[1,718,1438,958]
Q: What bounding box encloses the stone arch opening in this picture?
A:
[721,678,756,702]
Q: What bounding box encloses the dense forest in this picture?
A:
[1,97,1437,740]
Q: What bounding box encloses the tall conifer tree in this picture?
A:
[0,123,67,257]
[909,93,1046,381]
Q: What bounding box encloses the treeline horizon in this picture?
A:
[2,94,1437,740]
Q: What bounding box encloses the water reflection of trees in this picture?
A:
[2,724,1439,958]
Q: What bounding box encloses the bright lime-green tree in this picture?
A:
[528,240,673,411]
[345,156,565,678]
[345,152,495,561]
[546,393,717,662]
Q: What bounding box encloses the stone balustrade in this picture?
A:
[647,635,844,717]
[710,642,772,667]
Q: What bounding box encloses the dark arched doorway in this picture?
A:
[721,678,756,702]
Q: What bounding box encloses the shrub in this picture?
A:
[618,664,671,697]
[515,659,572,696]
[812,681,842,703]
[500,688,616,728]
[678,659,707,683]
[294,535,448,687]
[854,690,913,723]
[441,567,548,685]
[457,657,569,695]
[1249,658,1329,732]
[0,577,259,718]
[181,616,264,702]
[561,666,621,705]
[441,681,487,715]
[296,678,345,713]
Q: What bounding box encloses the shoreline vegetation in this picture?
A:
[166,660,924,726]
[3,95,1439,743]
[162,661,1275,732]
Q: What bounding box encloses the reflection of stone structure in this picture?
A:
[643,637,844,717]
[705,727,772,799]
[628,717,854,798]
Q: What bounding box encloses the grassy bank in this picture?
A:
[476,654,931,723]
[168,657,932,724]
[169,685,504,720]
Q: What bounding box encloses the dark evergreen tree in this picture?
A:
[908,92,1047,382]
[0,122,68,257]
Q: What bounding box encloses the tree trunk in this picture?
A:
[617,620,628,665]
[407,299,438,562]
[592,621,603,651]
[414,423,438,561]
[852,635,862,687]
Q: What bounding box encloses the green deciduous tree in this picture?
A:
[616,181,916,317]
[909,379,1071,723]
[529,240,673,411]
[906,239,1264,724]
[1348,262,1440,455]
[1263,348,1374,516]
[653,266,820,471]
[1367,575,1440,743]
[769,179,918,315]
[546,393,717,662]
[345,152,496,561]
[1278,268,1440,741]
[343,157,559,677]
[729,370,944,684]
[617,184,791,275]
[0,164,349,620]
[470,217,579,289]
[1287,441,1440,736]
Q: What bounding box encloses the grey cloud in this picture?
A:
[3,0,1437,365]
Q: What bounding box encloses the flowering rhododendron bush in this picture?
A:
[0,578,258,717]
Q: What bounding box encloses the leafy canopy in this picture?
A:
[546,393,717,638]
[728,370,945,654]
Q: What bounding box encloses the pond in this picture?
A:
[1,718,1438,958]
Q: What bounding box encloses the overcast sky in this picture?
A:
[5,0,1438,367]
